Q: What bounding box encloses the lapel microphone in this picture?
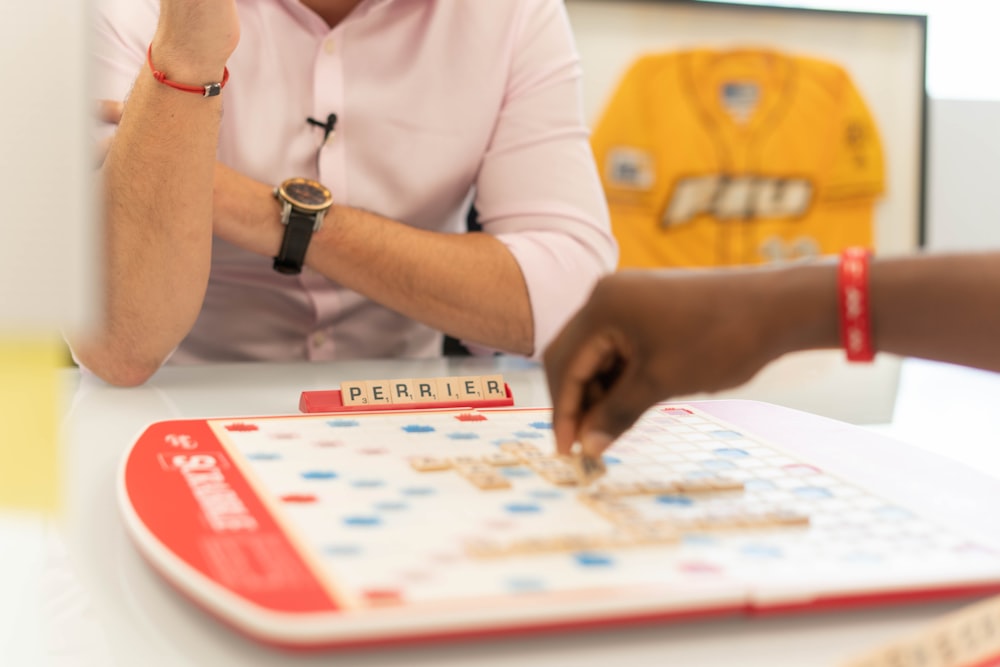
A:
[306,113,338,144]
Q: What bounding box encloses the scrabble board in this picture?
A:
[118,400,1000,650]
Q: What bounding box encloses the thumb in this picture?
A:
[577,365,651,459]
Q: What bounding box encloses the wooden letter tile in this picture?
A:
[636,479,680,495]
[483,451,521,467]
[413,379,439,401]
[449,455,484,468]
[340,381,371,406]
[481,374,507,399]
[408,457,452,472]
[540,469,580,487]
[435,377,463,401]
[456,376,485,400]
[465,472,511,491]
[389,378,418,404]
[571,454,607,486]
[367,380,393,406]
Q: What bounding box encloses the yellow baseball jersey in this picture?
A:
[591,48,885,268]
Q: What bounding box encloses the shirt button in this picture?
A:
[312,332,326,347]
[323,38,336,55]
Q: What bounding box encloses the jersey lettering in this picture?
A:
[663,176,812,227]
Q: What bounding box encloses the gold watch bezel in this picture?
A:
[277,177,333,213]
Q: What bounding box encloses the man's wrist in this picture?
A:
[148,35,231,84]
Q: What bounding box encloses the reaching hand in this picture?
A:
[544,269,791,459]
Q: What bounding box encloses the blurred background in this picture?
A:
[3,0,1000,664]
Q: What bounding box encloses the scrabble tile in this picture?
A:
[766,509,811,527]
[509,537,559,554]
[498,442,524,454]
[465,473,511,491]
[482,451,521,467]
[528,457,569,473]
[340,380,372,406]
[553,534,605,551]
[435,377,464,401]
[412,378,439,402]
[511,444,546,461]
[590,501,642,523]
[592,480,644,496]
[481,374,507,399]
[367,380,394,406]
[454,462,497,477]
[675,478,721,494]
[410,456,451,472]
[572,454,607,486]
[540,469,580,487]
[708,477,744,492]
[636,478,680,495]
[576,490,608,506]
[387,378,418,404]
[455,376,485,400]
[449,455,485,468]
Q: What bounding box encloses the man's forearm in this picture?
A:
[312,206,535,355]
[73,62,224,386]
[212,165,534,355]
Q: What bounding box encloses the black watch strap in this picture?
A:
[273,209,317,275]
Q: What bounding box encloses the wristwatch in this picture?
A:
[273,177,334,275]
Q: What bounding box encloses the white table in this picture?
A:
[7,354,1000,666]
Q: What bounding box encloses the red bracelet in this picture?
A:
[838,247,875,362]
[147,44,229,97]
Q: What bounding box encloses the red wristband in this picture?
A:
[838,247,875,362]
[147,44,229,97]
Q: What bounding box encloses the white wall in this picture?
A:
[698,0,1000,102]
[926,99,1000,251]
[0,1,94,333]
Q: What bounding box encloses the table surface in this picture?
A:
[5,353,1000,667]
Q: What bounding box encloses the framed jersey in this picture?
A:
[566,0,927,269]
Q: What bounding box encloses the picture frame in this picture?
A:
[566,0,928,257]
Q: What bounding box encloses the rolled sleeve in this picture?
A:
[93,0,156,102]
[474,0,618,358]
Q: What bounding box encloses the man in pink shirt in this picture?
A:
[74,0,617,386]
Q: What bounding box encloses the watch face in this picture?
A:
[281,178,333,212]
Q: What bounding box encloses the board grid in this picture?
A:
[201,404,1000,612]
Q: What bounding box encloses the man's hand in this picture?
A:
[544,269,785,459]
[95,100,123,166]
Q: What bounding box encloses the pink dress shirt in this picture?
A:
[93,0,617,363]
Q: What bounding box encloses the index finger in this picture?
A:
[546,331,618,456]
